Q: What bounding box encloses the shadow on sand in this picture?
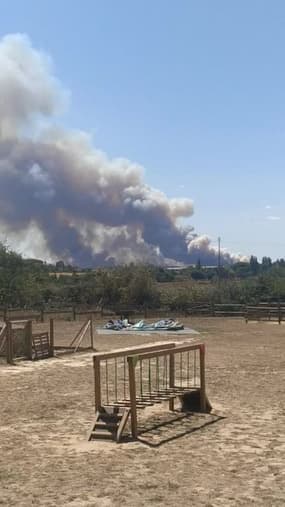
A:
[131,412,225,448]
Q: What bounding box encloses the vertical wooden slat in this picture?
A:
[139,359,143,398]
[278,302,281,325]
[180,352,183,387]
[169,352,175,411]
[7,321,13,364]
[105,360,109,404]
[26,320,33,360]
[49,318,54,357]
[123,357,127,400]
[128,356,138,438]
[186,351,190,387]
[93,356,101,412]
[148,359,151,394]
[156,357,159,392]
[90,317,94,349]
[199,344,206,412]
[114,357,118,402]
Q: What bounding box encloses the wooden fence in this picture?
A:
[0,303,246,321]
[2,302,285,323]
[0,318,95,363]
[245,304,285,324]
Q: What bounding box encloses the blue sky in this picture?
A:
[1,0,285,260]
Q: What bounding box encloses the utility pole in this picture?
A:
[218,237,221,292]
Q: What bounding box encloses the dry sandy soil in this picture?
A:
[0,317,284,506]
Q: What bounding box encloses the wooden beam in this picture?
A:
[74,321,90,353]
[90,316,94,349]
[26,320,33,360]
[116,408,131,442]
[49,319,54,357]
[6,321,13,364]
[93,356,102,412]
[127,356,138,439]
[131,342,202,361]
[199,344,206,412]
[169,352,175,411]
[69,319,89,348]
[0,323,7,354]
[92,341,176,361]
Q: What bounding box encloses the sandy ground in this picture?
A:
[0,317,285,506]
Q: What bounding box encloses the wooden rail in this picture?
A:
[0,302,248,321]
[245,305,285,324]
[8,302,285,327]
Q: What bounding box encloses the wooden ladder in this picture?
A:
[88,406,130,443]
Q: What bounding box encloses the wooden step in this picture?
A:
[90,430,115,440]
[88,407,131,442]
[98,414,123,424]
[95,421,119,430]
[100,406,125,417]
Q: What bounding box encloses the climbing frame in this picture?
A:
[89,341,209,442]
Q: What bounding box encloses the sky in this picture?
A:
[1,0,285,261]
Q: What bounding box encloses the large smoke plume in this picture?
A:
[0,34,242,267]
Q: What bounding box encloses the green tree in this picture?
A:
[261,257,272,270]
[249,255,259,275]
[126,268,160,308]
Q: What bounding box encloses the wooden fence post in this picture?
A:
[199,344,206,412]
[278,302,281,325]
[72,306,76,321]
[90,317,94,349]
[7,321,13,364]
[49,318,54,357]
[128,356,138,438]
[93,356,102,412]
[26,320,33,360]
[40,308,44,323]
[169,352,175,411]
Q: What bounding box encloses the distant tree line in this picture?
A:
[1,243,285,311]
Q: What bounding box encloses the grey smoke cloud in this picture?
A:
[0,34,66,137]
[0,33,240,266]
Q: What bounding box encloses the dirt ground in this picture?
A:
[0,317,284,506]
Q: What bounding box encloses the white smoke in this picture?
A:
[188,234,248,264]
[0,33,240,266]
[0,34,66,138]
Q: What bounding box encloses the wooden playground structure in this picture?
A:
[89,341,209,442]
[0,318,94,363]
